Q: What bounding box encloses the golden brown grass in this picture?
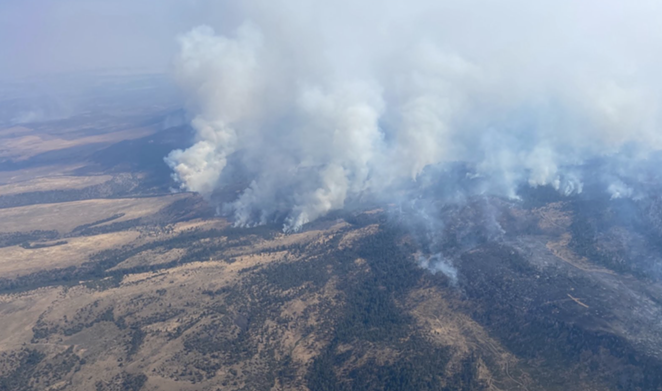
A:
[546,233,615,274]
[0,127,156,160]
[0,194,188,233]
[406,287,528,391]
[0,175,112,196]
[0,164,87,186]
[0,231,141,278]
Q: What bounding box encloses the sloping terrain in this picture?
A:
[0,212,514,391]
[1,94,662,391]
[2,193,662,390]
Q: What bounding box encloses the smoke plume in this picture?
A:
[166,0,662,232]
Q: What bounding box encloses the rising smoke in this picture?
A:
[165,0,662,234]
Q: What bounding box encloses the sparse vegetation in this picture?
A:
[1,124,662,391]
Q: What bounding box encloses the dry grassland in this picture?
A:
[0,164,87,186]
[546,233,615,274]
[0,175,112,196]
[0,286,62,351]
[169,218,230,234]
[0,231,141,278]
[0,127,156,160]
[0,194,188,233]
[406,287,529,391]
[0,227,338,390]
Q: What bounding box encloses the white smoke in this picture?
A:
[418,254,458,285]
[165,24,263,197]
[608,181,634,200]
[166,0,662,231]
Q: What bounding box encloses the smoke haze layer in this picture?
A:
[165,0,662,232]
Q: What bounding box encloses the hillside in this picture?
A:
[1,80,662,391]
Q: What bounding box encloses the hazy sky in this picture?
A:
[152,0,662,231]
[0,0,244,79]
[4,0,662,231]
[2,0,661,79]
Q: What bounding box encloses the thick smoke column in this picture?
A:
[165,24,263,197]
[166,0,662,232]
